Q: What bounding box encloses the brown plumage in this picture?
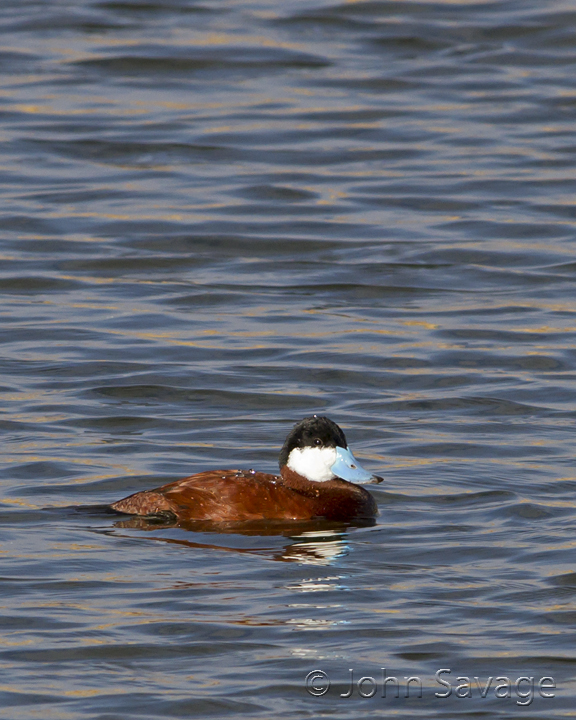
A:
[111,466,378,523]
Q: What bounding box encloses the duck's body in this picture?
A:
[111,416,382,524]
[111,467,378,522]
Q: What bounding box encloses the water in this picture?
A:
[2,0,576,717]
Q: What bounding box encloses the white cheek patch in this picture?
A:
[287,446,337,483]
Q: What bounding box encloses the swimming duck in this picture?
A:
[110,415,382,523]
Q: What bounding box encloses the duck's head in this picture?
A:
[278,416,383,485]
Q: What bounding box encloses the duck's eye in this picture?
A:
[314,438,322,446]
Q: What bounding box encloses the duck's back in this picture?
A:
[111,470,307,522]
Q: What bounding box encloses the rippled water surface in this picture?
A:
[2,0,576,717]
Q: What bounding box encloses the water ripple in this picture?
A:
[1,0,576,717]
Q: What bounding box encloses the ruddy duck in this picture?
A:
[110,416,382,523]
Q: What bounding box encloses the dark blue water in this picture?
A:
[2,0,576,717]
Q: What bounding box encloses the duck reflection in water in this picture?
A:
[112,514,356,565]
